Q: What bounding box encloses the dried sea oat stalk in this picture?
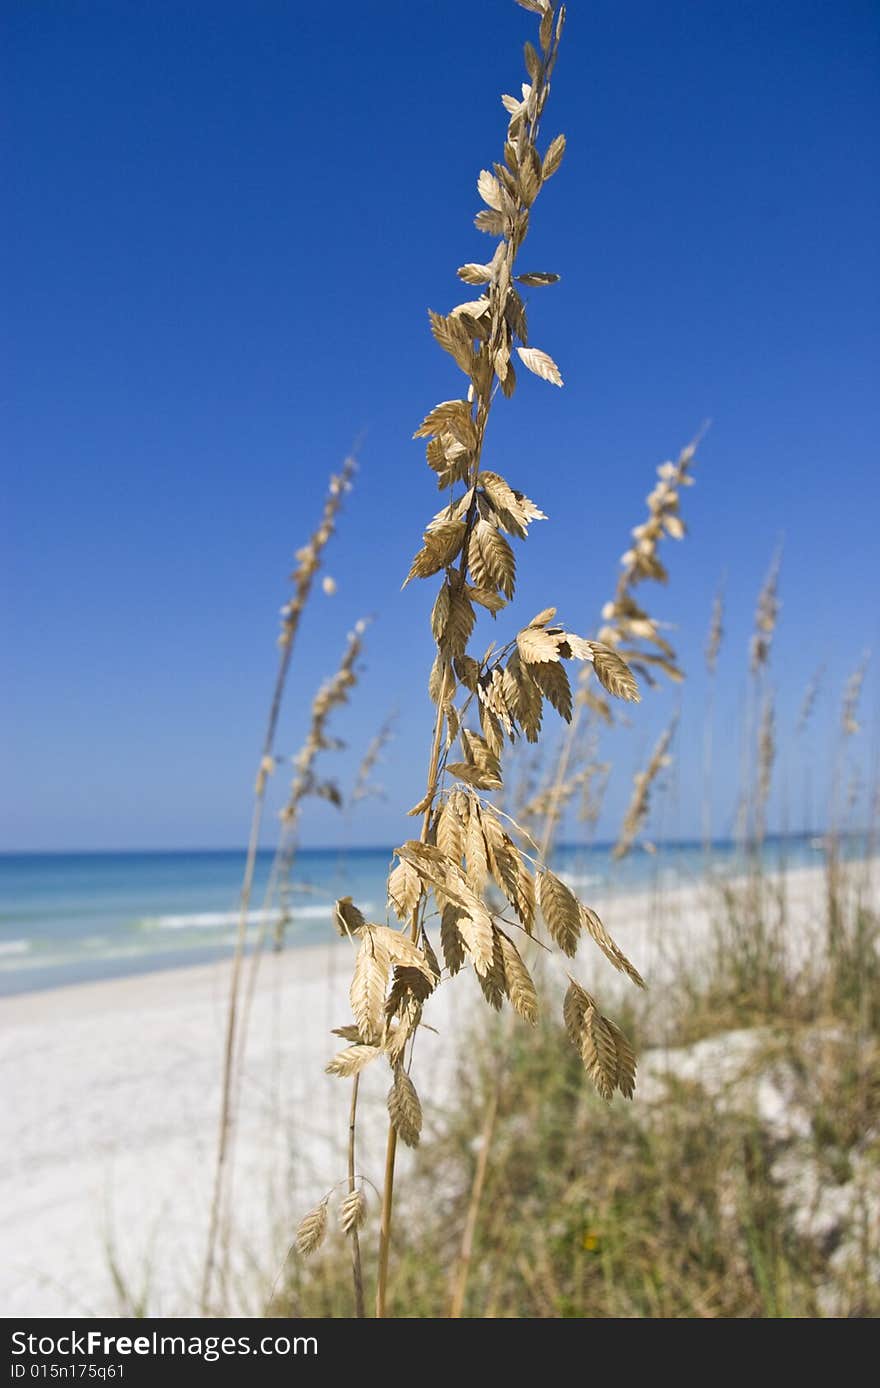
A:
[535,434,702,852]
[273,620,368,947]
[705,583,725,677]
[613,718,677,861]
[796,663,824,736]
[202,458,355,1311]
[296,1201,329,1257]
[737,547,782,848]
[841,652,868,738]
[351,712,397,806]
[597,440,701,692]
[750,547,782,674]
[754,693,776,847]
[298,1,649,1319]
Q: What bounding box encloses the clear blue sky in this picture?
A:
[3,0,878,851]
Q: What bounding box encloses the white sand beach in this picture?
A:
[1,860,872,1318]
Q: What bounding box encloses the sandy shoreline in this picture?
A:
[1,859,874,1317]
[0,929,468,1318]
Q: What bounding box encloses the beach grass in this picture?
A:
[274,852,879,1319]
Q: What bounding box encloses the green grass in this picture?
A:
[273,866,879,1319]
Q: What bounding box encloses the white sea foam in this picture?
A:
[150,903,376,931]
[151,909,280,931]
[559,872,601,890]
[0,939,30,957]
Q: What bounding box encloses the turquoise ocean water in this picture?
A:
[0,836,849,996]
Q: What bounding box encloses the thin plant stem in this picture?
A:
[201,676,286,1312]
[702,582,724,854]
[348,1076,366,1318]
[448,1030,504,1318]
[375,1126,399,1319]
[376,666,453,1317]
[702,679,715,854]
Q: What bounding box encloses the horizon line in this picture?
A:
[0,829,853,859]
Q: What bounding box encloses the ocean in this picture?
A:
[0,836,847,996]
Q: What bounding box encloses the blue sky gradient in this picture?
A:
[3,0,878,849]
